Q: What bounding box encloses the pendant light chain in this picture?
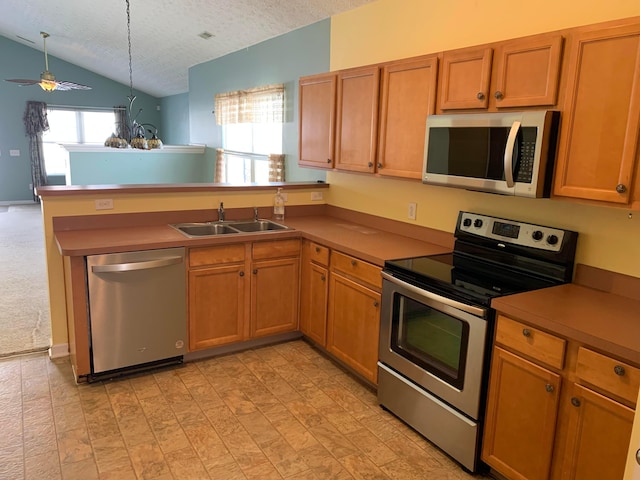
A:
[126,0,133,99]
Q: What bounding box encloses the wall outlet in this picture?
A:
[9,149,20,157]
[95,199,114,210]
[408,202,417,220]
[311,192,323,201]
[28,183,33,191]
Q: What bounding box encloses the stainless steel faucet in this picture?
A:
[218,202,225,222]
[253,207,259,221]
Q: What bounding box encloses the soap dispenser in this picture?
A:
[273,188,285,221]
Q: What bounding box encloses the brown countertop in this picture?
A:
[54,214,452,264]
[492,283,640,365]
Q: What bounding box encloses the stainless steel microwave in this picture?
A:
[422,110,560,198]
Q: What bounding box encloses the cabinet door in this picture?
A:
[482,347,561,480]
[327,273,381,384]
[334,66,380,173]
[377,56,438,179]
[299,73,337,169]
[554,24,640,204]
[251,257,300,338]
[492,34,563,108]
[561,383,634,480]
[300,262,329,346]
[188,264,246,350]
[439,47,493,110]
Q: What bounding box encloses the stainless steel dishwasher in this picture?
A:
[87,247,187,379]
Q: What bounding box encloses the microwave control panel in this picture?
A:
[457,212,565,252]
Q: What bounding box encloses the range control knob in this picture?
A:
[547,234,559,245]
[473,219,483,228]
[532,230,544,241]
[463,218,472,227]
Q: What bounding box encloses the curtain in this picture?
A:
[215,84,284,125]
[114,106,129,141]
[214,148,225,183]
[268,154,285,182]
[23,101,49,201]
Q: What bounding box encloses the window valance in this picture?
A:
[214,84,284,125]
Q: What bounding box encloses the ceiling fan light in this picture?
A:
[38,80,57,91]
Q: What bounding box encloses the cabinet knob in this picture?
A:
[522,328,531,338]
[351,260,357,266]
[327,158,332,164]
[476,92,485,100]
[252,269,258,275]
[315,247,320,253]
[614,365,626,376]
[368,162,374,168]
[571,397,581,407]
[321,274,326,281]
[494,91,504,100]
[635,448,640,466]
[545,383,554,393]
[616,184,627,194]
[374,301,379,307]
[239,271,245,277]
[377,162,383,169]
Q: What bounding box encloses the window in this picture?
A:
[215,84,284,183]
[42,108,116,175]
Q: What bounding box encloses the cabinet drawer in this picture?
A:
[189,244,245,267]
[252,239,301,260]
[495,315,566,370]
[576,347,640,405]
[331,251,382,290]
[307,241,330,267]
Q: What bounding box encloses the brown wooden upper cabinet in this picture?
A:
[553,22,640,206]
[298,73,337,169]
[377,56,438,179]
[439,33,563,111]
[334,66,380,173]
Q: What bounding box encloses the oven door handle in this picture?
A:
[381,271,487,318]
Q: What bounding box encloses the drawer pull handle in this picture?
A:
[571,397,581,407]
[522,328,531,338]
[315,247,320,253]
[614,365,626,376]
[545,384,554,393]
[351,260,357,267]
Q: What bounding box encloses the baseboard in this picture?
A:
[0,200,37,206]
[49,343,69,359]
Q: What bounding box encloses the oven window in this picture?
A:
[391,294,469,389]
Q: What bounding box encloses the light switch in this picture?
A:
[9,149,20,156]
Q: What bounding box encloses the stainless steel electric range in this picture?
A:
[377,211,578,472]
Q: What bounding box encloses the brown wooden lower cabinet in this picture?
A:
[483,315,637,480]
[482,346,561,480]
[188,239,300,351]
[299,240,330,346]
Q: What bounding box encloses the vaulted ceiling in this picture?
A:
[0,0,374,97]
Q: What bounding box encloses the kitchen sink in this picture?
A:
[170,223,240,237]
[170,219,289,237]
[229,220,288,232]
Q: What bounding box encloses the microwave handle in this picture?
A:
[504,121,521,188]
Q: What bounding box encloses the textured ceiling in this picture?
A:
[0,0,374,97]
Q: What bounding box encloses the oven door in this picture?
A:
[379,272,490,420]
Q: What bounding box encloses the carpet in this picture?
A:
[0,204,51,357]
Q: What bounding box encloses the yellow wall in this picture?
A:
[327,0,640,277]
[41,190,322,348]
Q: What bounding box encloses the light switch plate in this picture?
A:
[9,149,20,156]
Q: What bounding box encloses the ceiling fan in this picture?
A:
[5,32,92,92]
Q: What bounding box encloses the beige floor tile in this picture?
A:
[164,446,210,480]
[339,452,389,480]
[222,429,270,470]
[0,444,25,480]
[128,441,172,479]
[60,457,99,480]
[91,434,132,474]
[56,426,94,465]
[236,410,282,446]
[346,428,398,467]
[260,435,310,477]
[24,449,62,479]
[309,421,360,459]
[206,461,247,480]
[23,420,58,458]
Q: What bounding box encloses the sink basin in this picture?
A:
[170,223,239,237]
[230,220,288,232]
[170,219,289,237]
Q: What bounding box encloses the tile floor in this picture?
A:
[0,340,493,479]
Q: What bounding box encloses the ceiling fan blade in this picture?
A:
[54,81,92,91]
[5,79,39,86]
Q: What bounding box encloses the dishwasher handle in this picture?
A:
[91,256,183,273]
